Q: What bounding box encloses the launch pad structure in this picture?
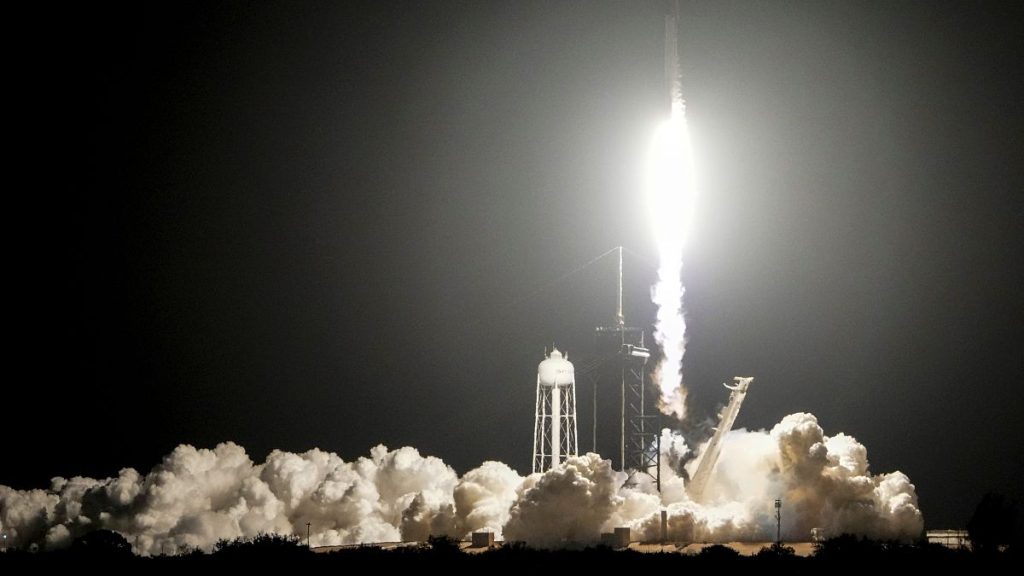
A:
[533,5,747,492]
[574,246,756,497]
[583,246,661,489]
[687,376,754,501]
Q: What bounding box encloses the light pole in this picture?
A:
[774,498,782,546]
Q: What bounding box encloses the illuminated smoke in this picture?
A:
[647,12,698,420]
[503,453,622,548]
[647,109,698,420]
[630,413,924,542]
[452,461,523,540]
[0,444,463,554]
[502,414,921,547]
[0,413,921,553]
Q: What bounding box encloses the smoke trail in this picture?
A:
[648,15,698,420]
[0,413,920,553]
[648,113,697,419]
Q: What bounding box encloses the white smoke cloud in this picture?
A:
[624,413,924,542]
[0,413,922,554]
[503,453,623,548]
[1,443,464,555]
[452,461,522,540]
[499,414,922,546]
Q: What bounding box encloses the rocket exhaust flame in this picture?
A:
[649,12,697,420]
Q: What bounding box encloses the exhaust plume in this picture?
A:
[648,13,698,420]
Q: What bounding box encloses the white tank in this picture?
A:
[538,348,574,387]
[532,347,579,473]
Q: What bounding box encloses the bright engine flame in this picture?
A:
[647,110,697,420]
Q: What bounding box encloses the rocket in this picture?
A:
[665,3,685,117]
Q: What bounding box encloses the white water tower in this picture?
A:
[532,348,578,473]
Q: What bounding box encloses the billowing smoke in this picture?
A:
[504,454,622,548]
[637,413,924,542]
[0,413,920,553]
[451,461,522,539]
[504,413,921,547]
[0,443,496,554]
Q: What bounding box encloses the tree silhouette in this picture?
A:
[212,533,311,559]
[70,530,132,557]
[697,544,740,560]
[967,493,1016,555]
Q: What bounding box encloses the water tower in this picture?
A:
[532,348,578,473]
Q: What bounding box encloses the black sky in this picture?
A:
[7,1,1022,530]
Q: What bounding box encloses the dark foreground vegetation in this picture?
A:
[0,533,1018,571]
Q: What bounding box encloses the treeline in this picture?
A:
[0,532,1017,570]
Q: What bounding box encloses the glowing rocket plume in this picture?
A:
[649,12,697,419]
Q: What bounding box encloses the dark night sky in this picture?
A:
[7,1,1022,530]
